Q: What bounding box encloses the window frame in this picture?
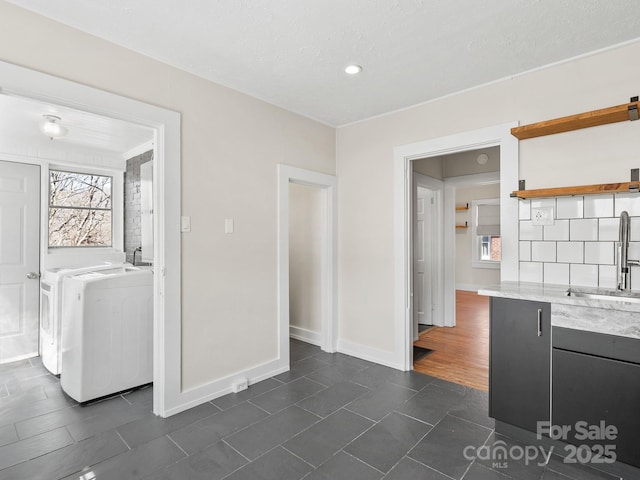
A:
[471,197,501,269]
[47,167,120,250]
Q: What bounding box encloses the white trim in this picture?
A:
[444,171,500,187]
[413,172,444,190]
[164,359,288,417]
[289,326,322,347]
[123,140,155,161]
[394,122,519,371]
[0,60,182,417]
[278,164,338,360]
[337,339,403,370]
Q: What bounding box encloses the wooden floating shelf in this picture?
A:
[511,100,639,140]
[455,203,469,211]
[511,182,640,199]
[456,222,468,229]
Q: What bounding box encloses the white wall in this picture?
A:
[289,183,322,338]
[337,40,640,354]
[455,183,501,291]
[0,3,336,391]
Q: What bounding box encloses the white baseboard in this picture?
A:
[456,283,480,292]
[337,339,404,370]
[164,358,288,417]
[289,326,322,346]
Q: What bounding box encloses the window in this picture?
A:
[472,198,500,268]
[49,170,112,247]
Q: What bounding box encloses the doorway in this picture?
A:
[289,183,323,346]
[277,164,337,370]
[411,148,501,390]
[392,122,519,372]
[0,60,181,417]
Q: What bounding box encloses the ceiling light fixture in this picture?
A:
[477,153,489,165]
[345,64,362,75]
[41,114,68,140]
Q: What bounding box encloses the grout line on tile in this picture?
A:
[221,438,252,463]
[280,445,317,469]
[115,430,132,450]
[339,449,386,475]
[405,455,457,480]
[166,433,189,457]
[392,409,435,427]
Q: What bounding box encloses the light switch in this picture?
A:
[225,218,234,234]
[181,216,191,232]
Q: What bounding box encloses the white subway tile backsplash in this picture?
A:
[631,217,640,242]
[628,242,640,260]
[584,195,613,218]
[556,196,583,219]
[518,194,638,289]
[584,242,614,265]
[544,263,569,285]
[615,194,640,217]
[556,242,583,263]
[543,220,569,241]
[520,262,543,283]
[531,198,556,210]
[598,217,620,241]
[570,264,599,287]
[570,218,598,241]
[532,241,556,262]
[519,241,531,261]
[599,265,617,289]
[518,199,531,221]
[520,221,543,241]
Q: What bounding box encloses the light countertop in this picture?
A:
[478,281,640,339]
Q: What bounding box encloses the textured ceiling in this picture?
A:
[7,0,640,126]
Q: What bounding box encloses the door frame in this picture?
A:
[394,122,519,370]
[0,60,181,417]
[277,164,338,363]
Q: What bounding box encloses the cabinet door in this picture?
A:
[489,297,550,432]
[553,349,640,468]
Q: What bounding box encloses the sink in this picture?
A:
[565,287,640,304]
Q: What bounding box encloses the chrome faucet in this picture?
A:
[616,211,640,291]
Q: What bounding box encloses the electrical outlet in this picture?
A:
[531,207,554,226]
[232,378,248,393]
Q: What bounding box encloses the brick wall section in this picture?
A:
[124,150,153,264]
[490,237,502,261]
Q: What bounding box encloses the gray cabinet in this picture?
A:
[489,297,551,432]
[553,327,640,468]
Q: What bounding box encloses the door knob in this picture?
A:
[26,272,41,280]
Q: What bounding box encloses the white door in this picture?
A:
[414,186,433,333]
[0,161,40,364]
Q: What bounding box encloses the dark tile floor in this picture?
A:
[0,340,626,480]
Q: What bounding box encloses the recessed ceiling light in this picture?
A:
[345,64,362,75]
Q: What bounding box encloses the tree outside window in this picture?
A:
[49,170,112,247]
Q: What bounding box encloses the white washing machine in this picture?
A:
[40,262,130,375]
[60,267,153,402]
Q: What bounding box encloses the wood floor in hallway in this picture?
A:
[413,290,489,391]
